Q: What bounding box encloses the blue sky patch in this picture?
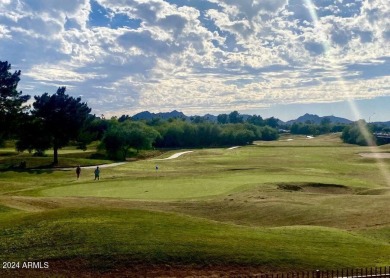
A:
[88,1,141,29]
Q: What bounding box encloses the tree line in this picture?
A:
[100,119,279,160]
[0,61,280,164]
[341,120,390,146]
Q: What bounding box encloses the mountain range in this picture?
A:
[285,113,353,124]
[131,111,389,126]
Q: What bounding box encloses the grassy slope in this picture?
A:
[0,134,389,271]
[0,208,389,270]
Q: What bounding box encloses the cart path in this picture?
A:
[153,151,194,160]
[80,162,127,169]
[227,146,241,150]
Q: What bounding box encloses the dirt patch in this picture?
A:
[277,182,352,194]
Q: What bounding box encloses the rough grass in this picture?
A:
[0,208,389,270]
[161,185,390,230]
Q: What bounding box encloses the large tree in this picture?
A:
[341,120,375,146]
[16,114,51,155]
[101,121,160,160]
[247,115,264,126]
[228,111,243,124]
[29,87,91,164]
[0,61,30,144]
[217,113,228,124]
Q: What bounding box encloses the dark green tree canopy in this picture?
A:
[341,120,375,146]
[101,120,160,160]
[16,114,51,155]
[33,87,91,139]
[264,117,279,128]
[24,87,91,164]
[217,113,228,124]
[247,115,264,126]
[228,111,243,124]
[0,61,30,143]
[0,61,30,114]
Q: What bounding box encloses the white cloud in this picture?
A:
[0,0,389,118]
[24,63,104,83]
[210,0,288,19]
[0,24,10,38]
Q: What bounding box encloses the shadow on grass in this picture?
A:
[0,165,60,174]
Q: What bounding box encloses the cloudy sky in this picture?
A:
[0,0,389,121]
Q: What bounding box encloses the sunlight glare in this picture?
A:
[302,0,390,186]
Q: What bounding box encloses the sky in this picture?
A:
[0,0,389,121]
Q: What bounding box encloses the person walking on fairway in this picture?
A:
[94,166,100,180]
[76,165,81,179]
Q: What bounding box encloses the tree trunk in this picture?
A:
[53,146,58,165]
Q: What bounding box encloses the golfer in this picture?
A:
[94,166,100,180]
[76,165,81,179]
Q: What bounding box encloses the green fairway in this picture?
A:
[38,135,389,199]
[41,174,255,199]
[39,170,379,200]
[0,134,389,274]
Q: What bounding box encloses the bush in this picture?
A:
[341,121,375,146]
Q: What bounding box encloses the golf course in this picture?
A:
[0,134,389,277]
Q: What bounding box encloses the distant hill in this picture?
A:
[132,110,188,120]
[286,113,352,125]
[373,121,390,127]
[131,111,255,122]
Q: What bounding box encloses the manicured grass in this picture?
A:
[38,170,374,200]
[41,174,255,199]
[37,136,389,199]
[0,208,389,270]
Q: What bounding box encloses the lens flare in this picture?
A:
[302,0,390,186]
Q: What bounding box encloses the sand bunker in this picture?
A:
[277,182,352,194]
